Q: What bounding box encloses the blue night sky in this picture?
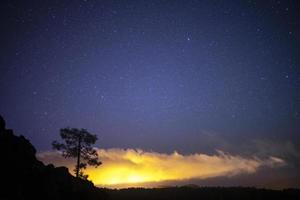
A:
[1,0,300,187]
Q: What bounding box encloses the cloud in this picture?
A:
[37,148,285,187]
[249,139,300,159]
[185,130,300,167]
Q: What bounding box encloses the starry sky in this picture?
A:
[1,0,300,188]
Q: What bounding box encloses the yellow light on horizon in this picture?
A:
[127,174,144,183]
[86,165,162,186]
[37,148,285,188]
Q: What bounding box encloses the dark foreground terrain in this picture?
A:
[1,115,300,200]
[0,116,107,200]
[105,187,300,200]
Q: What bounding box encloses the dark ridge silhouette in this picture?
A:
[0,115,300,200]
[105,187,300,200]
[0,115,107,200]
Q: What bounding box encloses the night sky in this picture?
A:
[1,0,300,188]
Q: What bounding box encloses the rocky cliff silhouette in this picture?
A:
[0,115,107,200]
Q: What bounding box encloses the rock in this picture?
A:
[0,115,5,131]
[0,115,107,200]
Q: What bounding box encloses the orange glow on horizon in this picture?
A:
[37,148,285,187]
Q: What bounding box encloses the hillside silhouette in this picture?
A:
[0,115,107,200]
[0,115,300,200]
[105,187,300,200]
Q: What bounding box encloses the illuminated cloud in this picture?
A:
[37,148,285,187]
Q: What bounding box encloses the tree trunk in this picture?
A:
[76,134,82,178]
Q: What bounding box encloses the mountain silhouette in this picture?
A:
[0,115,107,200]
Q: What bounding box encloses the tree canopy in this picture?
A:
[52,128,101,179]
